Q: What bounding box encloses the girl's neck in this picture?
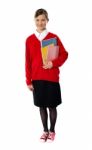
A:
[36,28,46,33]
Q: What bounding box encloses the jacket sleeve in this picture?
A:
[25,38,32,85]
[52,36,68,68]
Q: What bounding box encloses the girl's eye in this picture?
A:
[42,19,45,21]
[36,19,45,22]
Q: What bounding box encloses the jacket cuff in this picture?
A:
[26,80,32,86]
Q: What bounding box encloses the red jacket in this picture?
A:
[25,32,68,85]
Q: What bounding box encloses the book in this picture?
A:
[47,45,59,61]
[41,37,57,47]
[41,37,59,64]
[41,45,59,64]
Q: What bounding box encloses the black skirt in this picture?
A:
[32,80,62,107]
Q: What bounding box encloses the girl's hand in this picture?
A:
[27,84,34,91]
[43,61,53,69]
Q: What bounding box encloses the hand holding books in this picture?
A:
[43,61,53,69]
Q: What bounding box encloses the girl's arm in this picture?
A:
[25,38,32,86]
[52,36,68,68]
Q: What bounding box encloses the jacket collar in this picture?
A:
[34,29,48,41]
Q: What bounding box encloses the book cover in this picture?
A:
[41,44,54,64]
[47,45,59,61]
[41,37,59,64]
[41,37,57,47]
[41,45,59,64]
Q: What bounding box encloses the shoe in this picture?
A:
[47,132,55,142]
[40,132,49,142]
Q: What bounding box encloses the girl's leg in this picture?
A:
[48,107,57,132]
[39,107,48,132]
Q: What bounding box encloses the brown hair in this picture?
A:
[34,8,49,21]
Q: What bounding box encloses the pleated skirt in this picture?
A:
[32,80,62,107]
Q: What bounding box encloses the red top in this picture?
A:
[25,32,68,85]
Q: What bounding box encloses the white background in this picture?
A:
[0,0,92,149]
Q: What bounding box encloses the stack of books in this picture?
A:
[41,37,59,64]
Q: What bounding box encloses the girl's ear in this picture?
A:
[46,19,49,23]
[47,18,49,22]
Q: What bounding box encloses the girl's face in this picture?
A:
[35,14,48,32]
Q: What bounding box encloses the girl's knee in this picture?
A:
[39,107,47,111]
[48,107,56,112]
